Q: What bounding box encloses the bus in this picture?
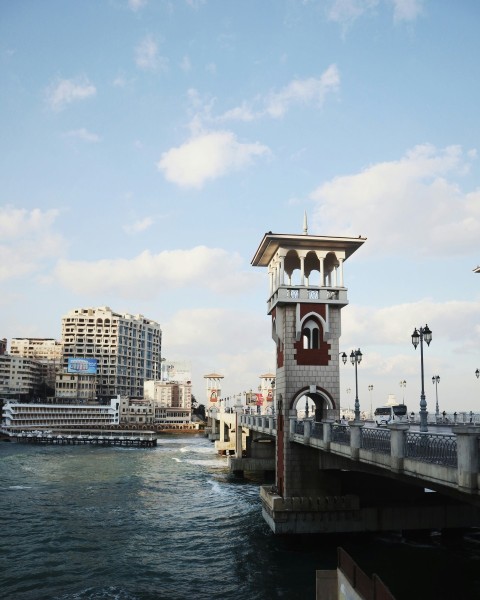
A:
[374,404,408,427]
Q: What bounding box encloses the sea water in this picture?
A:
[1,435,480,600]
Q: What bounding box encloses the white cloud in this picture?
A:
[180,55,191,72]
[123,216,154,234]
[327,0,380,26]
[0,206,66,281]
[265,65,340,118]
[64,128,101,143]
[45,76,96,111]
[392,0,424,22]
[53,246,256,298]
[135,35,168,71]
[164,307,273,398]
[327,0,423,27]
[128,0,147,11]
[157,130,270,189]
[310,144,480,256]
[217,66,340,122]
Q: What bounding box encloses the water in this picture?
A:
[1,435,480,600]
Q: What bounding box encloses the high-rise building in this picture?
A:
[61,307,162,401]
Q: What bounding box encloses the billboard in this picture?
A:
[67,358,98,375]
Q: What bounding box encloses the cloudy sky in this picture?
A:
[1,0,480,413]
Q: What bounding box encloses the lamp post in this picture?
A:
[432,375,440,417]
[399,380,406,404]
[411,325,432,433]
[368,384,373,420]
[476,369,479,380]
[342,349,363,422]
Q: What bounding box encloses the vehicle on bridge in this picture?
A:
[374,404,407,427]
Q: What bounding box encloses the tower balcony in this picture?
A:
[268,285,348,312]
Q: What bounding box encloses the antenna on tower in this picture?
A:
[303,211,308,235]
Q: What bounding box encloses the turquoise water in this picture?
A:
[1,435,480,599]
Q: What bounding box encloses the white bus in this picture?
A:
[374,404,408,427]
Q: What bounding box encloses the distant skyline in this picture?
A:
[1,1,480,412]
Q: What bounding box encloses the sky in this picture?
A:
[1,0,480,414]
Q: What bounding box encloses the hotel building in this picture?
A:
[2,397,120,431]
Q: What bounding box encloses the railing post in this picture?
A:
[454,426,480,491]
[289,416,297,435]
[388,422,409,472]
[323,419,333,447]
[235,404,243,459]
[349,422,364,460]
[304,419,311,442]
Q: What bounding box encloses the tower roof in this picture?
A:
[251,232,366,267]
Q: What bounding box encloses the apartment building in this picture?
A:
[0,355,43,399]
[10,338,63,361]
[11,338,63,393]
[61,307,162,401]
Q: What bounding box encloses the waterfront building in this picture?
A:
[119,396,154,425]
[61,306,162,401]
[0,354,43,400]
[1,397,120,431]
[55,371,98,402]
[144,377,192,424]
[10,338,63,395]
[0,338,7,355]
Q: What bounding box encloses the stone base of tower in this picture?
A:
[260,485,480,535]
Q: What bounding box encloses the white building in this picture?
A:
[144,378,192,424]
[1,397,120,431]
[61,306,162,401]
[10,338,63,394]
[10,338,63,361]
[0,355,43,399]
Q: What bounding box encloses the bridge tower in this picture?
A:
[251,219,366,500]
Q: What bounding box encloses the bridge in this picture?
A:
[206,407,480,534]
[204,225,480,536]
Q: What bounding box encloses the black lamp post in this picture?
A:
[342,349,363,422]
[476,369,479,379]
[411,325,432,432]
[432,375,440,417]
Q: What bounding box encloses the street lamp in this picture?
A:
[342,349,363,422]
[476,369,479,379]
[368,384,374,420]
[411,324,432,432]
[399,380,406,404]
[432,375,440,417]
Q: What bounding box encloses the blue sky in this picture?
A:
[1,0,480,413]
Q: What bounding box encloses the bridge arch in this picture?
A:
[290,385,335,421]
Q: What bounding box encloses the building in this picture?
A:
[0,354,43,400]
[10,338,63,361]
[1,397,120,431]
[144,377,193,425]
[10,338,63,395]
[119,396,154,426]
[0,338,7,355]
[61,306,162,401]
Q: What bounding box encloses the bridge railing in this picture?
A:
[331,424,350,445]
[405,431,457,467]
[360,427,391,454]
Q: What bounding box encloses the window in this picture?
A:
[302,318,320,349]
